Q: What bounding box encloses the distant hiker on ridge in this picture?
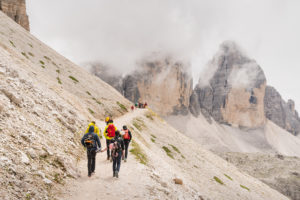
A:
[101,130,125,178]
[103,119,117,161]
[81,126,101,177]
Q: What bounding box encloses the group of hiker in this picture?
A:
[81,117,132,178]
[135,102,147,109]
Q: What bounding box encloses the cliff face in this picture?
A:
[0,0,30,31]
[190,41,267,128]
[264,86,300,135]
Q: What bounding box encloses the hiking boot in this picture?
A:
[110,157,112,162]
[107,157,109,160]
[115,171,119,178]
[88,173,91,177]
[124,158,127,162]
[122,157,124,160]
[113,171,116,177]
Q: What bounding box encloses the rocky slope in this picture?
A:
[0,0,29,31]
[0,11,131,199]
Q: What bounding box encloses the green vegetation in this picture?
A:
[41,65,45,69]
[9,40,16,47]
[53,173,64,184]
[240,185,250,191]
[88,108,94,114]
[213,176,224,185]
[132,118,146,131]
[145,111,154,120]
[86,91,91,96]
[151,138,156,143]
[169,144,181,154]
[21,52,29,59]
[28,43,33,48]
[57,77,62,84]
[117,101,128,112]
[224,174,233,181]
[52,61,58,66]
[93,97,102,105]
[39,60,45,65]
[151,134,157,139]
[130,140,148,165]
[56,69,60,74]
[44,56,51,60]
[69,76,79,83]
[28,52,34,57]
[25,193,31,200]
[181,155,186,159]
[162,146,174,159]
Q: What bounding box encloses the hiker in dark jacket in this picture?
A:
[122,125,132,162]
[81,126,101,177]
[102,130,124,178]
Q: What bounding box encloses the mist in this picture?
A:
[27,0,300,108]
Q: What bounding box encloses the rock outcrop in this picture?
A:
[190,41,267,128]
[264,86,300,135]
[0,0,29,31]
[91,56,193,116]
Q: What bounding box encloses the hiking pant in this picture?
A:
[124,140,130,159]
[112,151,122,172]
[106,139,112,159]
[87,149,96,175]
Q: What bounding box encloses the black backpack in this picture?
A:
[84,134,95,149]
[111,138,122,157]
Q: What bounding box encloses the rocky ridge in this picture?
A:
[0,0,29,31]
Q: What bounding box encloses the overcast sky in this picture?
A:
[27,0,300,109]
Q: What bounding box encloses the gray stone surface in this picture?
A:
[264,86,300,135]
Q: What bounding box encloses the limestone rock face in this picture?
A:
[123,57,193,116]
[190,41,267,128]
[264,86,300,135]
[0,0,30,31]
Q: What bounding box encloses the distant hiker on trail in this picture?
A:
[144,102,147,108]
[101,130,125,178]
[85,121,101,138]
[131,105,134,111]
[121,125,132,162]
[135,102,138,108]
[81,126,101,177]
[103,119,117,161]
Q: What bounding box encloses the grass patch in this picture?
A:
[28,52,34,57]
[151,138,156,143]
[52,61,58,66]
[56,69,60,74]
[169,144,181,154]
[39,60,45,65]
[132,118,146,131]
[88,108,94,114]
[213,176,224,185]
[151,134,157,139]
[9,40,16,47]
[224,174,233,181]
[53,173,64,184]
[129,140,148,165]
[57,77,62,84]
[69,76,79,83]
[162,146,174,159]
[145,112,154,120]
[21,52,29,59]
[240,185,250,191]
[117,101,128,112]
[41,65,45,68]
[86,91,91,96]
[44,56,51,61]
[181,155,185,159]
[93,97,102,105]
[28,43,33,48]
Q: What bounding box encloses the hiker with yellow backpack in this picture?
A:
[103,119,117,161]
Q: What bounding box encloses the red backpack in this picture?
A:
[123,130,130,140]
[106,124,116,137]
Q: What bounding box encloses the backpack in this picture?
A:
[106,124,116,137]
[111,139,122,158]
[123,129,130,140]
[84,134,95,149]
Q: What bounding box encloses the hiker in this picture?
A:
[105,116,110,125]
[144,102,147,108]
[122,125,132,162]
[131,105,134,111]
[135,102,138,108]
[85,121,101,138]
[81,126,101,177]
[101,130,125,178]
[103,119,117,161]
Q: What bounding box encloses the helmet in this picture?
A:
[105,117,110,122]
